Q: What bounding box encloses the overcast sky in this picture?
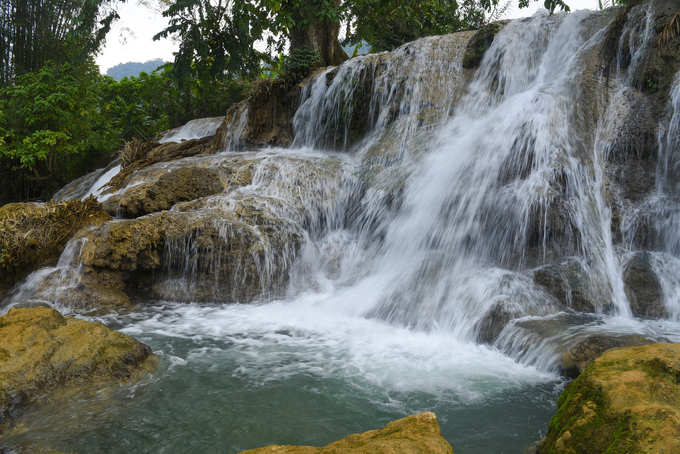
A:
[95,0,603,73]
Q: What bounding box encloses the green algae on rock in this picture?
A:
[0,307,153,435]
[239,412,454,454]
[540,343,680,454]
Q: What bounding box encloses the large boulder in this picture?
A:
[239,412,454,454]
[561,334,655,378]
[0,307,153,435]
[540,343,680,454]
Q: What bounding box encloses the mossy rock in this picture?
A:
[541,343,680,454]
[240,412,454,454]
[0,307,153,435]
[102,166,225,218]
[561,335,655,378]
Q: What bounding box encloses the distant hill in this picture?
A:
[106,59,167,80]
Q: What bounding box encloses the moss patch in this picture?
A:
[239,412,454,454]
[542,343,680,454]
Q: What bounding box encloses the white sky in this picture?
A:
[95,0,603,74]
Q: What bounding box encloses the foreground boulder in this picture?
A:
[240,412,454,454]
[540,343,680,453]
[0,307,152,434]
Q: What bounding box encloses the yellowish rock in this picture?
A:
[240,412,454,454]
[0,307,152,435]
[541,343,680,454]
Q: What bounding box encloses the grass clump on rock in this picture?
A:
[0,196,111,285]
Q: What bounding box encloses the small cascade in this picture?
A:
[293,32,473,167]
[158,116,223,143]
[1,238,86,314]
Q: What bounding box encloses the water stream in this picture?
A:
[3,5,680,453]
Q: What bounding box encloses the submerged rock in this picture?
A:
[240,412,454,454]
[541,343,680,454]
[561,334,654,378]
[0,307,152,435]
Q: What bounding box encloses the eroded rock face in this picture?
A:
[561,334,654,378]
[239,412,454,454]
[0,307,152,434]
[541,343,680,454]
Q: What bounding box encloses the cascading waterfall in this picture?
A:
[3,4,680,453]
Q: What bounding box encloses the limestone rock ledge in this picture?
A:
[539,343,680,454]
[0,307,152,435]
[239,412,454,454]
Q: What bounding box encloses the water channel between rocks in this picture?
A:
[3,2,680,453]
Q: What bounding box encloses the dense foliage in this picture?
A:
[0,0,123,84]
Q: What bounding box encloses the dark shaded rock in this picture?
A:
[475,298,524,344]
[623,252,667,318]
[462,21,509,69]
[0,307,153,435]
[561,334,655,378]
[541,343,680,454]
[533,261,599,314]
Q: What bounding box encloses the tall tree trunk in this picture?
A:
[289,1,349,67]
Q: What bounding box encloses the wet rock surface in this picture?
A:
[541,343,680,454]
[561,334,655,378]
[532,260,600,314]
[79,203,304,303]
[623,252,667,318]
[240,412,454,454]
[0,307,152,435]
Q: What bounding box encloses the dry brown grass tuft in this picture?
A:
[0,196,111,281]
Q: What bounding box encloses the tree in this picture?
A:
[154,0,269,121]
[0,0,124,85]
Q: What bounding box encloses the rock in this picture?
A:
[239,411,454,454]
[623,252,667,318]
[103,166,224,218]
[79,202,304,303]
[533,260,600,314]
[561,334,655,379]
[475,298,525,345]
[540,343,680,454]
[28,269,133,315]
[0,307,152,434]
